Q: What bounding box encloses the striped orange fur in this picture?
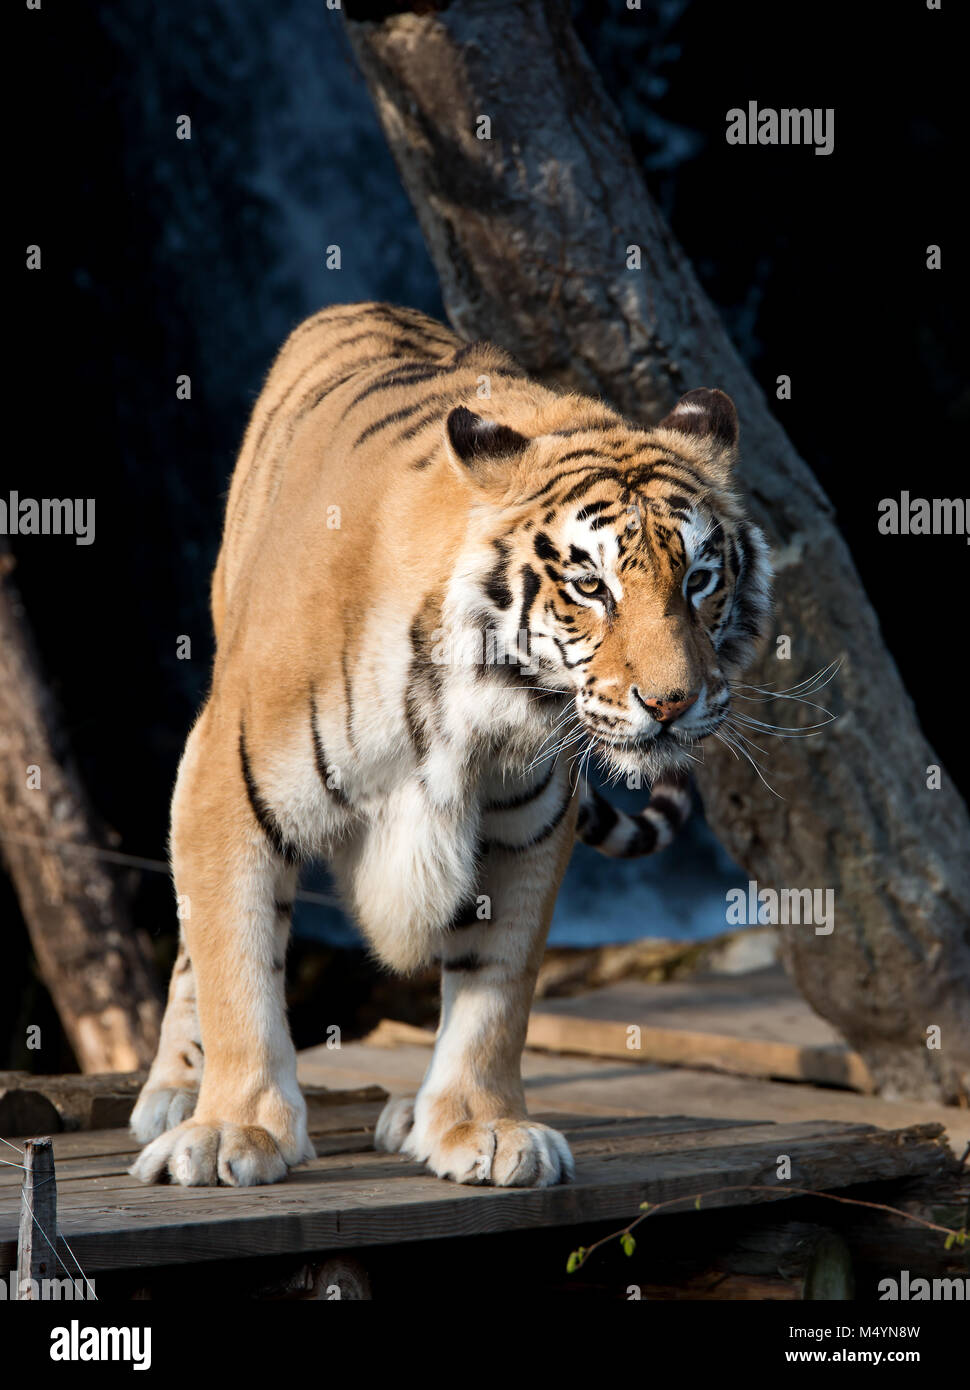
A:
[130,303,772,1190]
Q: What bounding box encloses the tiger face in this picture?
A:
[447,389,772,781]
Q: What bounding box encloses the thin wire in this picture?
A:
[15,1167,97,1306]
[0,830,342,909]
[56,1229,97,1302]
[0,830,169,874]
[18,1183,97,1301]
[1,1137,25,1155]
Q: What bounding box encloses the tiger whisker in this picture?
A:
[568,735,596,795]
[523,707,580,770]
[730,714,832,739]
[714,729,785,800]
[525,719,586,773]
[724,721,772,762]
[732,659,841,703]
[731,709,835,732]
[526,732,587,777]
[734,657,841,693]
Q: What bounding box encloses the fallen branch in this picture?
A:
[567,1185,969,1273]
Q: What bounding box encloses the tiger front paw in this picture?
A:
[129,1118,314,1187]
[405,1116,574,1188]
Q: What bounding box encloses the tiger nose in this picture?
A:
[634,689,699,725]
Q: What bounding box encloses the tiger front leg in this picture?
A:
[129,936,203,1141]
[130,717,313,1187]
[383,795,577,1187]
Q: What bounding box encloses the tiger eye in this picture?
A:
[575,576,602,596]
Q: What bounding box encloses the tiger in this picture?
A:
[129,302,772,1190]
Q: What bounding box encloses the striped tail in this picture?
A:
[575,771,692,858]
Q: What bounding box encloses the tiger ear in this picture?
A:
[658,389,739,455]
[445,407,529,485]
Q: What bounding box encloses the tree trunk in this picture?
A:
[0,548,162,1072]
[345,0,970,1103]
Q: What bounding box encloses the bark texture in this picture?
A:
[345,0,970,1102]
[0,549,162,1072]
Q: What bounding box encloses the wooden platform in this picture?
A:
[530,970,875,1090]
[367,967,875,1091]
[2,970,966,1296]
[304,1040,970,1152]
[0,1092,954,1280]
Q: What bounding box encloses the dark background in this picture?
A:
[6,0,962,1068]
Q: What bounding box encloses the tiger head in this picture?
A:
[446,388,773,780]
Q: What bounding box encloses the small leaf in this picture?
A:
[695,1196,702,1211]
[639,1200,651,1211]
[566,1248,585,1274]
[944,1232,956,1250]
[621,1233,636,1257]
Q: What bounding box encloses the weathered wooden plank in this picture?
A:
[0,1096,387,1179]
[528,1012,873,1090]
[0,1113,915,1197]
[6,1114,827,1211]
[0,1122,388,1201]
[30,1130,886,1216]
[7,1117,835,1205]
[0,1109,763,1185]
[0,1119,950,1275]
[1,1132,381,1192]
[363,991,876,1091]
[0,1115,770,1197]
[0,1130,140,1172]
[0,1071,386,1135]
[16,1137,57,1299]
[526,976,876,1090]
[297,1039,970,1150]
[0,1141,947,1274]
